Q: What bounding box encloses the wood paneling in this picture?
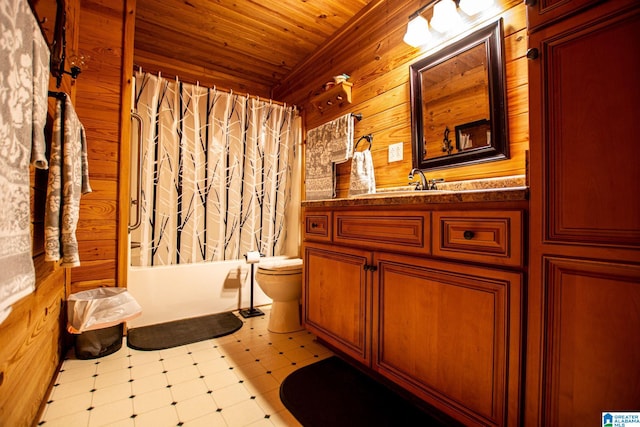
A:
[0,260,66,426]
[274,0,528,197]
[134,0,373,96]
[74,0,128,290]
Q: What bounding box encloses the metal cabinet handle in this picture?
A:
[463,230,475,240]
[310,222,319,228]
[526,48,539,60]
[364,264,378,272]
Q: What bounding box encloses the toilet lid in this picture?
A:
[257,258,303,273]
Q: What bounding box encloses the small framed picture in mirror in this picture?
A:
[455,119,491,151]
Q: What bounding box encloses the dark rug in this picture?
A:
[280,356,455,426]
[127,311,242,351]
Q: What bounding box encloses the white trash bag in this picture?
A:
[67,288,142,334]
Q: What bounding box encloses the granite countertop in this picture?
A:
[302,175,529,208]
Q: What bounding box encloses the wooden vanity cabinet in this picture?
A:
[527,1,640,425]
[303,203,526,426]
[302,209,431,365]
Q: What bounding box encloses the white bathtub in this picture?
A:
[127,258,281,328]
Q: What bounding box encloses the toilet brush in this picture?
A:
[240,251,265,318]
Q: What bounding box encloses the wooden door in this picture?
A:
[527,2,640,425]
[303,242,372,365]
[372,253,523,427]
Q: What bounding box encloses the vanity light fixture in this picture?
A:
[429,0,461,33]
[403,14,431,47]
[403,0,494,47]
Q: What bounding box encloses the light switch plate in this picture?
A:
[388,142,403,162]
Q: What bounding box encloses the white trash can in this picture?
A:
[67,288,142,359]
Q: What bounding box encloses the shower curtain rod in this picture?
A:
[134,66,294,109]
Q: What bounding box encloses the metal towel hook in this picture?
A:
[354,134,373,151]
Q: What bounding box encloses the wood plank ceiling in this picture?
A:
[134,0,373,97]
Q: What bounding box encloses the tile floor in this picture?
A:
[38,306,333,427]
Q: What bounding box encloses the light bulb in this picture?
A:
[429,0,462,33]
[403,15,431,47]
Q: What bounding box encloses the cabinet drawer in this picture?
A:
[334,211,430,255]
[433,211,523,267]
[304,212,331,242]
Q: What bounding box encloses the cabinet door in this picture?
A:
[529,3,640,249]
[537,257,640,426]
[303,242,372,365]
[526,0,602,32]
[373,253,523,427]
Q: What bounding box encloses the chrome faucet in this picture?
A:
[409,169,445,190]
[427,178,445,190]
[408,168,428,190]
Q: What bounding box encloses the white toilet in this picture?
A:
[255,258,303,333]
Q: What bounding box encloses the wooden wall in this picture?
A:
[0,1,78,425]
[273,0,528,198]
[73,0,129,293]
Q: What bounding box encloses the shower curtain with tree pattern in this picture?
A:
[131,71,299,266]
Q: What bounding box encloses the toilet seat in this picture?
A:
[257,258,303,275]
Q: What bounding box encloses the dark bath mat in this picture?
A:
[280,356,459,427]
[126,311,242,351]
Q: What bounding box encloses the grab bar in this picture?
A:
[129,112,144,231]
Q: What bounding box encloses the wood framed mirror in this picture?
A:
[410,19,508,170]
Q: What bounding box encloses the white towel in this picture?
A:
[305,113,354,200]
[348,149,376,196]
[44,97,92,267]
[0,0,48,323]
[30,12,50,169]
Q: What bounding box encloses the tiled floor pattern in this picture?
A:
[38,306,333,427]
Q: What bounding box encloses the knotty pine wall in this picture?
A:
[274,0,528,198]
[0,1,79,425]
[73,0,131,293]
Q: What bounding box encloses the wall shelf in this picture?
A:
[310,81,352,112]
